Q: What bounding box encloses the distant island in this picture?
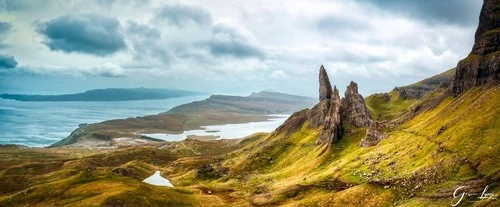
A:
[0,88,203,102]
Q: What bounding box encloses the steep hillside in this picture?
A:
[202,82,499,206]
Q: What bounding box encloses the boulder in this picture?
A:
[360,122,387,147]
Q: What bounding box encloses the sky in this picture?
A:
[0,0,483,96]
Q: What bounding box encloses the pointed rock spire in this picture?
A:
[319,65,333,101]
[310,66,342,145]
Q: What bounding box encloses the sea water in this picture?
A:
[0,96,208,147]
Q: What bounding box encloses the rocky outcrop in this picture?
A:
[472,0,500,55]
[340,81,372,127]
[309,66,372,145]
[452,0,500,95]
[360,122,387,147]
[319,65,333,101]
[309,86,342,145]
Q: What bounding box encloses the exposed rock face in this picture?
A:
[319,65,333,101]
[340,81,372,127]
[452,0,500,95]
[472,0,500,55]
[360,122,386,147]
[309,66,371,145]
[310,86,342,145]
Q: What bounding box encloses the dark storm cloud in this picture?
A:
[207,23,264,59]
[36,14,126,56]
[0,54,17,69]
[359,0,482,26]
[155,4,212,26]
[126,21,171,63]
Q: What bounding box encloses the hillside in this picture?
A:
[399,68,456,99]
[0,88,202,102]
[1,66,497,206]
[167,91,315,114]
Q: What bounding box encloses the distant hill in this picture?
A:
[50,91,316,147]
[365,68,456,121]
[166,91,316,114]
[0,88,203,102]
[396,68,456,99]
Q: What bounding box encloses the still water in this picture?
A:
[141,115,289,141]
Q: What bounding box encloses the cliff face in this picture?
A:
[340,81,372,127]
[309,86,342,145]
[452,0,500,95]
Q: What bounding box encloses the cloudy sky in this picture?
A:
[0,0,483,96]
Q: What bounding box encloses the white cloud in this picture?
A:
[0,0,482,95]
[270,69,289,79]
[18,62,125,77]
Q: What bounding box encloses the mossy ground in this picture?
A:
[366,90,418,121]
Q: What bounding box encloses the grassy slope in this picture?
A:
[365,68,455,121]
[188,85,499,206]
[0,140,250,207]
[1,84,498,206]
[365,90,417,121]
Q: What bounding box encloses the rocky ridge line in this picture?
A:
[452,0,500,95]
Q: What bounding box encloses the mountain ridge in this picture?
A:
[0,87,203,102]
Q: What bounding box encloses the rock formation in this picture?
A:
[360,121,387,147]
[452,0,500,95]
[310,66,342,145]
[309,66,372,145]
[309,85,342,145]
[319,65,333,101]
[340,81,372,127]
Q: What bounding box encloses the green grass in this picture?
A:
[366,90,418,121]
